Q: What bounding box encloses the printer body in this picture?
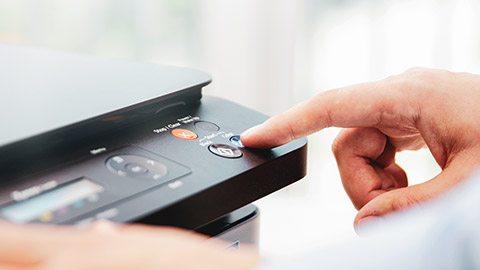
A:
[0,43,307,249]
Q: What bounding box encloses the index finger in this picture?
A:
[241,79,411,148]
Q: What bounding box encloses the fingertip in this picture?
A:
[353,195,390,228]
[354,215,383,236]
[241,124,262,138]
[354,215,379,228]
[240,125,262,145]
[240,124,276,149]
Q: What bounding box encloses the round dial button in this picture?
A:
[106,155,168,180]
[208,144,243,158]
[171,129,198,140]
[194,121,220,132]
[125,163,148,174]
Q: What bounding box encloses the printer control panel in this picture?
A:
[0,44,307,230]
[0,96,307,229]
[106,155,169,180]
[0,145,191,225]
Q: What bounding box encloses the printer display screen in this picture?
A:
[1,178,103,223]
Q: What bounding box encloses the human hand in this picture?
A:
[241,68,480,227]
[0,220,259,270]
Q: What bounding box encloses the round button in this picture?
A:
[106,155,168,179]
[171,129,198,140]
[229,135,244,147]
[194,121,220,132]
[208,144,243,158]
[125,163,148,174]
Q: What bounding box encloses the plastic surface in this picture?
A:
[0,43,211,148]
[0,45,307,230]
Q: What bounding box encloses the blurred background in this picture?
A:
[1,0,479,257]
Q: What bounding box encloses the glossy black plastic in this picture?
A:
[0,44,307,230]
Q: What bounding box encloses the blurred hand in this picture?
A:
[241,68,480,227]
[0,220,259,270]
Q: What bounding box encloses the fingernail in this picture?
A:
[357,216,379,226]
[354,216,381,236]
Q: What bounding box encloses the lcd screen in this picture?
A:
[1,178,103,223]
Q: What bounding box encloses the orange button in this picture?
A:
[171,129,198,140]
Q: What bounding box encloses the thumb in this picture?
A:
[354,185,427,227]
[354,149,480,228]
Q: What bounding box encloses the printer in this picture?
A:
[0,43,307,249]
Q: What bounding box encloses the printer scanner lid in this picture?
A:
[0,43,211,148]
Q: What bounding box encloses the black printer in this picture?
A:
[0,43,307,248]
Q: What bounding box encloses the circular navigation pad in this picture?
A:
[106,155,168,180]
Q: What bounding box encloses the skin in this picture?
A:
[241,68,480,227]
[1,67,479,269]
[0,220,260,270]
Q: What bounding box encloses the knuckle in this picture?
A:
[388,67,441,104]
[332,128,385,157]
[286,121,298,141]
[352,200,365,211]
[401,67,447,87]
[331,132,348,156]
[402,68,431,86]
[403,66,427,74]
